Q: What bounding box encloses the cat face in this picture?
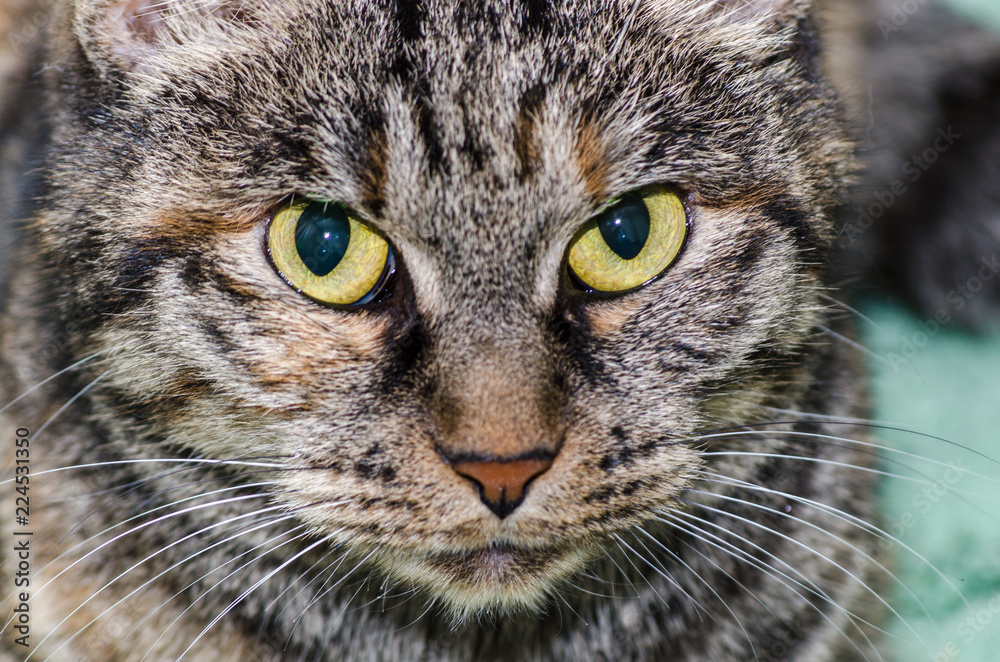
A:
[36,0,850,620]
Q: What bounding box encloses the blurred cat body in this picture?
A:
[0,0,997,660]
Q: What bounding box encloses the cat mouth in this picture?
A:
[431,542,555,575]
[377,541,591,617]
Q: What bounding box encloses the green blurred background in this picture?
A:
[867,4,1000,661]
[949,0,1000,29]
[864,304,1000,661]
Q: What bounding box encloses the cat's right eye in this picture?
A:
[267,200,393,306]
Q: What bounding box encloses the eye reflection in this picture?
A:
[597,195,650,261]
[294,202,351,277]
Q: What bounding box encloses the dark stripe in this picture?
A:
[620,479,644,496]
[708,314,747,331]
[736,231,768,274]
[667,340,715,363]
[394,0,425,41]
[97,371,212,423]
[556,307,618,388]
[353,458,399,483]
[786,16,823,85]
[389,48,418,85]
[196,315,240,355]
[514,83,546,181]
[743,342,799,385]
[575,116,609,201]
[599,433,663,472]
[265,128,318,181]
[187,256,262,305]
[359,126,389,217]
[584,485,616,503]
[413,82,449,176]
[70,241,176,333]
[757,17,822,86]
[377,308,426,394]
[764,197,820,255]
[458,98,492,172]
[745,343,795,369]
[711,232,771,300]
[520,0,552,37]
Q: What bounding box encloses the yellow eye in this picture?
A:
[567,185,687,294]
[267,200,391,306]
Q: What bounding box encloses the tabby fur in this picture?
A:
[0,0,996,660]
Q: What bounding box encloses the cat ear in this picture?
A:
[709,0,811,24]
[73,0,252,74]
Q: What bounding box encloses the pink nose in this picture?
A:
[450,456,554,518]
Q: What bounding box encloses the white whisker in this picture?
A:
[41,513,300,662]
[657,509,882,661]
[141,527,320,662]
[680,498,934,657]
[28,370,110,443]
[0,350,107,415]
[613,534,711,620]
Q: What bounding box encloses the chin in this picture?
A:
[375,541,593,622]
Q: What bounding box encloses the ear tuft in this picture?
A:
[121,0,170,46]
[74,0,252,74]
[713,0,809,24]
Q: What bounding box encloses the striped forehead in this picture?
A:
[125,0,823,264]
[275,3,622,241]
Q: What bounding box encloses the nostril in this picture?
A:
[441,452,555,519]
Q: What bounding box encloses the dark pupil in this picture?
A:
[294,202,351,277]
[597,196,650,261]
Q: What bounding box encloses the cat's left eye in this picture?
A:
[567,185,687,294]
[267,200,392,306]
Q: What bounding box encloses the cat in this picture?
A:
[0,0,998,660]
